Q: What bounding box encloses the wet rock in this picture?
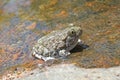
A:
[9,64,120,80]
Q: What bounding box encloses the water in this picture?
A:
[0,0,120,76]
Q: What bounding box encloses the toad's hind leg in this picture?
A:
[32,50,55,61]
[32,51,43,59]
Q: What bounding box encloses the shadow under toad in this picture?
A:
[71,44,89,53]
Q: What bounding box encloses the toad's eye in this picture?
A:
[71,29,76,34]
[71,30,75,34]
[68,29,76,36]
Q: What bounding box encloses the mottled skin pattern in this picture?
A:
[32,26,82,61]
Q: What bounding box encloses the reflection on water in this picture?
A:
[2,0,31,14]
[0,0,120,76]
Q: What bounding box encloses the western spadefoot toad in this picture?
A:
[32,26,82,61]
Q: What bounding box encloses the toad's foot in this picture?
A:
[78,39,84,45]
[59,49,71,57]
[78,39,89,49]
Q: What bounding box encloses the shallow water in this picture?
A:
[0,0,120,76]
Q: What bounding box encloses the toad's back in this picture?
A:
[37,29,68,50]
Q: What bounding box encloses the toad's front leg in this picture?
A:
[78,39,84,45]
[59,49,71,57]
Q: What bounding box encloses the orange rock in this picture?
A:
[56,10,68,18]
[35,59,44,64]
[0,48,5,54]
[113,58,120,65]
[12,53,20,61]
[85,2,94,7]
[115,24,120,28]
[50,0,58,6]
[0,59,3,64]
[0,9,3,14]
[26,22,36,30]
[105,30,112,34]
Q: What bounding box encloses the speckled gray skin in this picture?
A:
[32,26,82,61]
